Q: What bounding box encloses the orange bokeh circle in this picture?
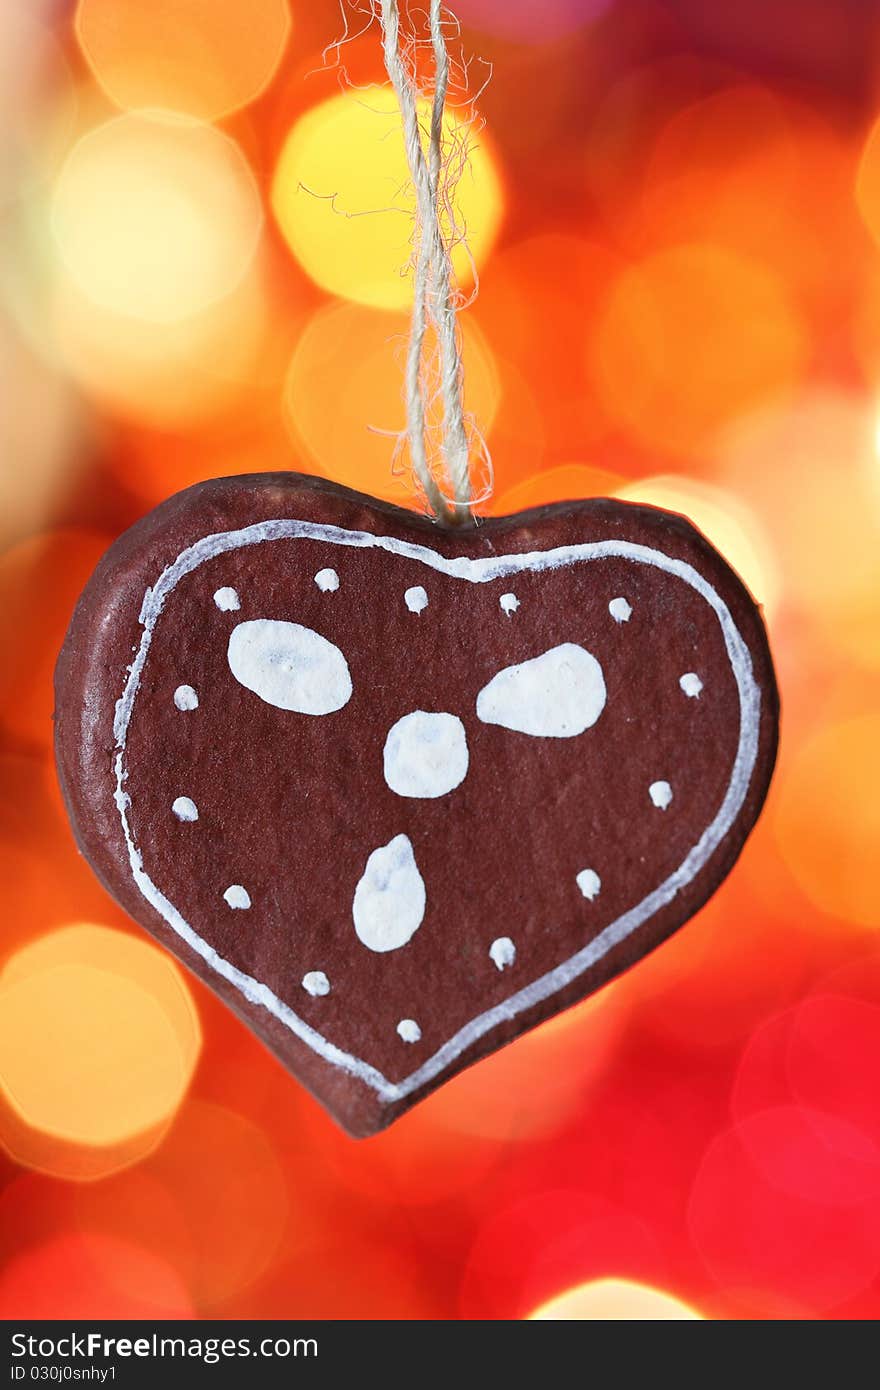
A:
[589,242,804,457]
[75,0,291,122]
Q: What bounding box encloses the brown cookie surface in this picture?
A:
[55,474,778,1136]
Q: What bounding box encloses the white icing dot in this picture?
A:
[223,884,251,909]
[383,710,469,799]
[214,587,240,612]
[228,619,352,714]
[499,592,519,615]
[680,672,703,698]
[314,568,339,593]
[173,684,199,711]
[397,1018,421,1044]
[476,643,607,739]
[172,796,199,823]
[649,780,673,810]
[576,868,601,900]
[405,585,428,614]
[489,937,516,971]
[353,834,426,953]
[302,971,330,997]
[609,596,632,623]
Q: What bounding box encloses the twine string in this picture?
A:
[378,0,471,523]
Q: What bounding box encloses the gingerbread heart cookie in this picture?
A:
[55,474,778,1136]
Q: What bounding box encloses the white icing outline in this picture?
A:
[112,520,761,1105]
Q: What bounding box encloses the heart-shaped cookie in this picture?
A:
[55,474,778,1136]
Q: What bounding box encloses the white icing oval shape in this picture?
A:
[353,833,426,953]
[383,711,469,799]
[227,619,352,714]
[476,642,606,738]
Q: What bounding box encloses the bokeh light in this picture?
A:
[271,85,503,310]
[614,473,778,616]
[75,0,291,122]
[0,528,112,750]
[3,0,880,1325]
[461,1190,663,1319]
[283,299,500,503]
[688,1116,880,1313]
[51,111,262,322]
[423,991,623,1142]
[632,84,855,310]
[488,463,625,516]
[856,112,880,251]
[775,715,880,929]
[589,243,805,457]
[528,1277,703,1320]
[715,392,880,668]
[473,234,620,460]
[0,924,200,1176]
[0,318,87,550]
[0,1230,194,1319]
[145,1101,290,1305]
[50,262,274,429]
[0,3,77,209]
[455,0,612,43]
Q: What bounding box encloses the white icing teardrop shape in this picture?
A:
[383,710,469,799]
[227,619,352,714]
[353,833,426,953]
[476,643,606,738]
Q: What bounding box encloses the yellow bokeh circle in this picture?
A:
[272,86,503,310]
[51,111,263,323]
[0,924,200,1151]
[528,1277,704,1320]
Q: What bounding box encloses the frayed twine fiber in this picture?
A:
[378,0,483,525]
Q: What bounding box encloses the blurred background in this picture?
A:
[1,0,880,1321]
